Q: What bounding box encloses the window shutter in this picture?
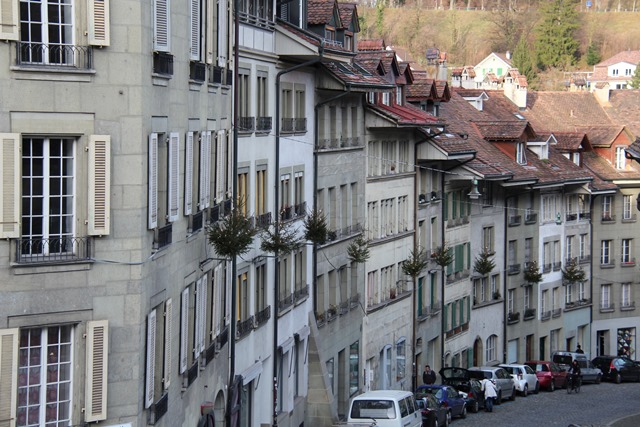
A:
[198,276,207,354]
[217,0,228,66]
[0,328,18,426]
[180,288,189,374]
[88,135,111,236]
[194,278,205,357]
[215,130,225,201]
[163,299,173,390]
[184,132,194,215]
[88,0,110,46]
[199,131,211,209]
[167,132,180,222]
[0,133,20,238]
[443,192,448,220]
[0,0,19,41]
[189,0,200,61]
[153,0,171,52]
[148,134,158,229]
[85,320,109,422]
[205,0,214,64]
[145,309,157,408]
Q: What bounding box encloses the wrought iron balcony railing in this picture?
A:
[238,117,255,133]
[16,42,93,69]
[256,116,272,132]
[189,61,206,82]
[15,236,92,264]
[153,52,174,76]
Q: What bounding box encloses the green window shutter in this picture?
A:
[466,243,471,270]
[467,296,471,320]
[455,245,463,272]
[443,304,448,330]
[447,256,453,275]
[459,299,464,324]
[417,278,423,317]
[443,192,448,219]
[452,192,457,219]
[451,302,456,328]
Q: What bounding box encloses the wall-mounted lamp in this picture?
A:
[468,178,481,200]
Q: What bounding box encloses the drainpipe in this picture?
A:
[503,195,508,364]
[273,49,324,427]
[589,194,596,355]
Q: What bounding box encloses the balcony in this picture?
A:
[553,262,562,271]
[255,305,271,327]
[153,52,174,76]
[565,212,578,222]
[601,214,616,223]
[256,116,272,133]
[255,212,272,228]
[578,212,591,221]
[280,205,294,221]
[621,301,636,311]
[278,293,294,312]
[16,42,93,70]
[156,224,173,250]
[189,61,206,82]
[295,202,307,217]
[148,393,169,425]
[236,316,254,339]
[508,215,522,226]
[600,303,615,313]
[541,310,551,320]
[185,361,199,389]
[294,285,309,302]
[507,263,521,275]
[189,210,204,233]
[552,308,562,318]
[208,65,224,84]
[281,117,307,133]
[523,308,536,320]
[238,117,255,133]
[543,263,552,273]
[524,211,537,224]
[507,311,520,324]
[15,236,93,264]
[445,322,469,339]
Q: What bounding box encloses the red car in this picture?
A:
[524,361,568,391]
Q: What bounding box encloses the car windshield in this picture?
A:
[351,399,397,420]
[468,370,491,380]
[553,355,573,365]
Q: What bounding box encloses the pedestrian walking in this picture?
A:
[423,365,436,385]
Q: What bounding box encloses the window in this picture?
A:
[294,85,306,132]
[349,342,359,395]
[184,131,211,219]
[237,170,249,215]
[280,173,291,216]
[579,234,588,261]
[508,289,515,313]
[541,289,548,315]
[566,235,574,261]
[601,284,611,309]
[486,335,497,362]
[256,71,270,132]
[622,283,632,307]
[601,240,612,265]
[148,132,180,231]
[552,287,558,310]
[255,167,267,216]
[396,339,406,381]
[180,277,207,376]
[294,247,306,295]
[623,195,633,220]
[622,239,632,264]
[278,255,290,303]
[239,0,273,22]
[483,226,494,253]
[490,274,498,298]
[524,285,532,309]
[19,0,74,65]
[602,196,613,220]
[237,272,249,321]
[543,242,551,271]
[146,300,173,411]
[238,71,252,132]
[326,358,334,394]
[516,142,526,164]
[565,283,572,304]
[615,146,626,170]
[541,194,559,222]
[294,171,304,214]
[578,281,585,301]
[255,263,267,314]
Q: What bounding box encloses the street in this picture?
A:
[448,381,640,427]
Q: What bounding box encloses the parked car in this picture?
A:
[467,366,516,403]
[415,385,467,424]
[591,355,640,383]
[439,367,485,413]
[415,392,449,427]
[499,363,540,396]
[551,351,602,384]
[347,390,422,427]
[524,361,568,391]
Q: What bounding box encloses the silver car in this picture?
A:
[468,366,516,403]
[499,363,540,396]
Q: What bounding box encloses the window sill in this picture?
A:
[12,260,93,275]
[10,65,95,82]
[152,73,172,86]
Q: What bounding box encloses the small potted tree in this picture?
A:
[524,260,543,285]
[207,206,257,259]
[473,247,496,277]
[347,235,371,264]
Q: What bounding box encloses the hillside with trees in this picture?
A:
[359,1,640,89]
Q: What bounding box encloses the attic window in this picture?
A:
[615,146,627,170]
[516,142,527,165]
[513,113,525,120]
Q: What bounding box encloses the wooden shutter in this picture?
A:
[145,309,157,408]
[189,0,200,61]
[184,132,194,216]
[148,134,158,229]
[0,133,20,238]
[163,299,173,390]
[153,0,170,52]
[198,276,207,354]
[180,288,189,374]
[85,320,109,422]
[167,132,180,222]
[88,0,110,46]
[0,328,18,427]
[199,131,211,209]
[194,278,204,357]
[88,135,111,236]
[217,0,228,66]
[0,0,19,41]
[205,0,214,64]
[215,130,225,202]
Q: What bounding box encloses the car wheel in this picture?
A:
[534,382,540,394]
[495,391,502,405]
[549,381,555,392]
[615,373,622,384]
[460,405,467,419]
[472,400,479,413]
[446,410,452,426]
[522,384,528,397]
[595,374,601,384]
[510,388,516,400]
[434,419,439,427]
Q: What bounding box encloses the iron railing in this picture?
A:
[16,42,93,69]
[238,117,255,132]
[189,61,206,82]
[255,305,271,326]
[157,223,173,249]
[15,236,92,264]
[256,116,272,132]
[153,52,174,76]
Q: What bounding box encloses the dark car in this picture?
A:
[415,392,449,427]
[439,367,485,413]
[591,355,640,383]
[524,361,568,391]
[415,385,467,424]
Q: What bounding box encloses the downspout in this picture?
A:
[589,194,596,355]
[502,195,508,364]
[273,47,325,427]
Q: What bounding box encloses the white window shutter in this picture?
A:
[180,288,189,374]
[148,134,158,229]
[167,132,180,222]
[0,0,19,41]
[203,131,212,208]
[205,0,214,65]
[88,135,111,236]
[0,133,20,238]
[0,328,19,427]
[85,320,109,422]
[184,132,194,216]
[189,0,200,61]
[88,0,110,46]
[153,0,171,52]
[217,0,228,66]
[163,299,173,390]
[213,266,222,336]
[198,276,207,354]
[194,278,203,358]
[215,130,225,201]
[226,130,233,196]
[145,309,157,409]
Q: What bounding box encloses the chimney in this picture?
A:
[506,51,511,60]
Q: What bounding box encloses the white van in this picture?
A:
[347,390,422,427]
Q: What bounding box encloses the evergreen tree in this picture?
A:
[629,64,640,89]
[535,0,581,70]
[586,42,602,66]
[512,36,537,88]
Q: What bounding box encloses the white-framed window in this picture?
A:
[490,274,498,297]
[486,335,497,362]
[566,235,574,261]
[623,195,633,220]
[601,240,612,265]
[148,132,180,229]
[601,284,611,308]
[255,166,267,216]
[565,283,572,304]
[579,234,588,261]
[19,0,74,65]
[280,173,291,212]
[552,287,559,310]
[256,71,269,126]
[541,289,548,314]
[622,239,632,264]
[602,195,613,220]
[615,146,626,170]
[622,283,632,307]
[541,194,558,222]
[146,300,173,409]
[483,226,494,252]
[396,338,406,381]
[516,142,526,164]
[578,281,585,301]
[524,285,532,309]
[237,271,249,321]
[508,289,515,313]
[237,170,249,216]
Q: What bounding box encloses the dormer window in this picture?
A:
[572,152,580,166]
[516,142,527,165]
[345,34,353,51]
[615,146,626,169]
[382,92,390,106]
[396,87,403,105]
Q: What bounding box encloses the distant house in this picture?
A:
[473,52,513,87]
[591,50,640,90]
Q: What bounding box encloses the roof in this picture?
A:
[591,50,640,82]
[357,39,385,51]
[320,60,394,90]
[573,125,624,148]
[308,0,340,26]
[522,92,613,133]
[471,120,531,141]
[367,102,440,126]
[337,2,357,30]
[355,50,398,77]
[601,90,640,137]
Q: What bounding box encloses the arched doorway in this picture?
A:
[213,390,225,427]
[473,337,483,367]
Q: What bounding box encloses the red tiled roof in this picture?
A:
[601,89,640,137]
[574,126,624,148]
[583,151,640,183]
[308,0,340,26]
[522,92,613,133]
[471,120,531,141]
[367,102,441,126]
[595,50,640,67]
[355,50,398,76]
[543,132,590,152]
[357,39,385,51]
[337,3,356,29]
[321,60,394,90]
